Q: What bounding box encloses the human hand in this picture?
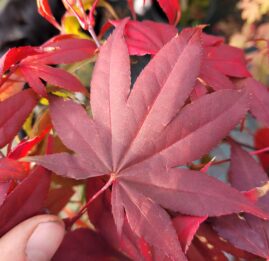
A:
[0,215,65,261]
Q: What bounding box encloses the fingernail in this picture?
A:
[26,221,65,261]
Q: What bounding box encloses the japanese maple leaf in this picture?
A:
[28,20,269,259]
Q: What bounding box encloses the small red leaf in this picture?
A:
[88,0,99,26]
[157,0,181,25]
[1,37,95,97]
[0,46,39,77]
[8,127,50,160]
[36,0,61,30]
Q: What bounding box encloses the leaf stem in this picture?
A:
[64,0,100,48]
[88,26,101,48]
[228,136,269,154]
[65,175,114,230]
[250,147,269,155]
[190,158,230,170]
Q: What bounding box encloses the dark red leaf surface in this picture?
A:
[0,158,27,182]
[173,215,207,253]
[229,142,268,191]
[213,144,269,259]
[196,223,255,259]
[86,177,111,227]
[186,223,254,261]
[0,167,50,236]
[45,186,74,214]
[0,183,10,207]
[0,89,38,148]
[243,77,269,126]
[214,214,269,259]
[28,20,266,259]
[52,228,131,261]
[255,127,269,171]
[86,177,155,261]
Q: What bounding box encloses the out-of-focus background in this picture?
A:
[1,0,268,147]
[0,0,268,84]
[0,2,266,44]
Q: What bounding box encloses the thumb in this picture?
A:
[0,214,65,261]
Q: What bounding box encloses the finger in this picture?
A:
[0,214,65,261]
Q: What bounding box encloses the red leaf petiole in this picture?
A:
[65,175,114,230]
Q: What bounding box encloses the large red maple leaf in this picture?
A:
[27,20,269,259]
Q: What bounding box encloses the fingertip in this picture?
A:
[0,215,65,261]
[25,220,65,261]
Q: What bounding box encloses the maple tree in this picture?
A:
[1,0,269,260]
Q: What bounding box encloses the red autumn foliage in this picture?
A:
[1,0,269,260]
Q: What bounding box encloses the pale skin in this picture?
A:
[0,215,65,261]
